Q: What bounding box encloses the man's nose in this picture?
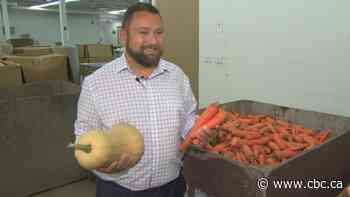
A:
[146,33,158,44]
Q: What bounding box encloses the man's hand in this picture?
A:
[196,126,217,148]
[97,154,131,173]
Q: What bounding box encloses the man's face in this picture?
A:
[123,11,164,68]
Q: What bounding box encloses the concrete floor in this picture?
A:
[31,179,95,197]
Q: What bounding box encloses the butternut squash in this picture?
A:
[74,129,114,170]
[109,123,144,168]
[72,123,144,172]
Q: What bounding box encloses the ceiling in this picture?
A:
[7,0,140,13]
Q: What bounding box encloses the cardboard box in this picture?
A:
[0,63,23,88]
[87,56,114,63]
[77,44,86,58]
[80,62,105,78]
[184,100,350,197]
[13,46,53,56]
[86,44,113,58]
[7,38,33,47]
[79,57,89,63]
[0,42,13,56]
[79,57,113,63]
[0,81,87,197]
[2,54,69,82]
[53,46,80,83]
[52,46,70,56]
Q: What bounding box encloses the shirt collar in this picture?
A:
[115,53,170,77]
[114,54,129,73]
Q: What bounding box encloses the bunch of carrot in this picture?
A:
[180,103,332,166]
[205,112,331,166]
[179,102,226,152]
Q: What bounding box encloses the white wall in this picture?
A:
[7,9,120,45]
[200,0,350,117]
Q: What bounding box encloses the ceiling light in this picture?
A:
[29,0,80,10]
[108,9,126,15]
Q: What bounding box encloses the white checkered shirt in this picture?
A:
[74,54,197,191]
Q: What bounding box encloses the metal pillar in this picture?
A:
[59,0,69,45]
[1,0,10,40]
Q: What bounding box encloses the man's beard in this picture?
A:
[126,43,163,68]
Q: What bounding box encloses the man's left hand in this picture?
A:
[196,126,217,148]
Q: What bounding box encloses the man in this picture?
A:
[74,2,210,197]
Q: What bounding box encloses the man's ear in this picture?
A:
[119,29,127,46]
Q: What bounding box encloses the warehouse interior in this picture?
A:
[0,0,349,197]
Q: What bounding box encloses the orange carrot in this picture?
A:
[272,133,289,150]
[260,127,271,134]
[293,135,305,143]
[239,117,256,125]
[246,123,266,130]
[287,142,307,151]
[192,139,200,145]
[237,151,249,164]
[252,145,262,158]
[194,102,220,128]
[227,112,239,121]
[180,107,226,151]
[235,151,244,163]
[281,131,293,142]
[245,131,262,140]
[229,137,240,147]
[179,103,220,151]
[265,116,275,123]
[266,157,279,165]
[204,108,227,128]
[266,123,278,133]
[211,143,227,153]
[263,146,272,154]
[246,136,271,146]
[303,128,316,136]
[291,127,298,136]
[316,129,331,143]
[258,154,267,165]
[221,121,235,131]
[267,141,280,151]
[230,128,246,137]
[301,134,318,146]
[255,114,268,121]
[274,149,297,160]
[276,120,290,127]
[242,145,254,160]
[222,150,235,158]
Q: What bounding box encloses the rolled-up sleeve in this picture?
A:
[74,77,102,141]
[180,77,198,138]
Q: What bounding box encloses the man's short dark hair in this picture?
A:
[122,2,160,29]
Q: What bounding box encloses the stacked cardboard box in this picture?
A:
[0,42,13,56]
[78,44,114,63]
[0,81,87,197]
[0,60,23,88]
[7,38,34,47]
[2,54,69,83]
[13,46,53,56]
[53,46,80,83]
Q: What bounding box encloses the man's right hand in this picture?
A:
[97,154,131,173]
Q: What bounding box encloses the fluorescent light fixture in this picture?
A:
[108,9,126,15]
[29,0,79,10]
